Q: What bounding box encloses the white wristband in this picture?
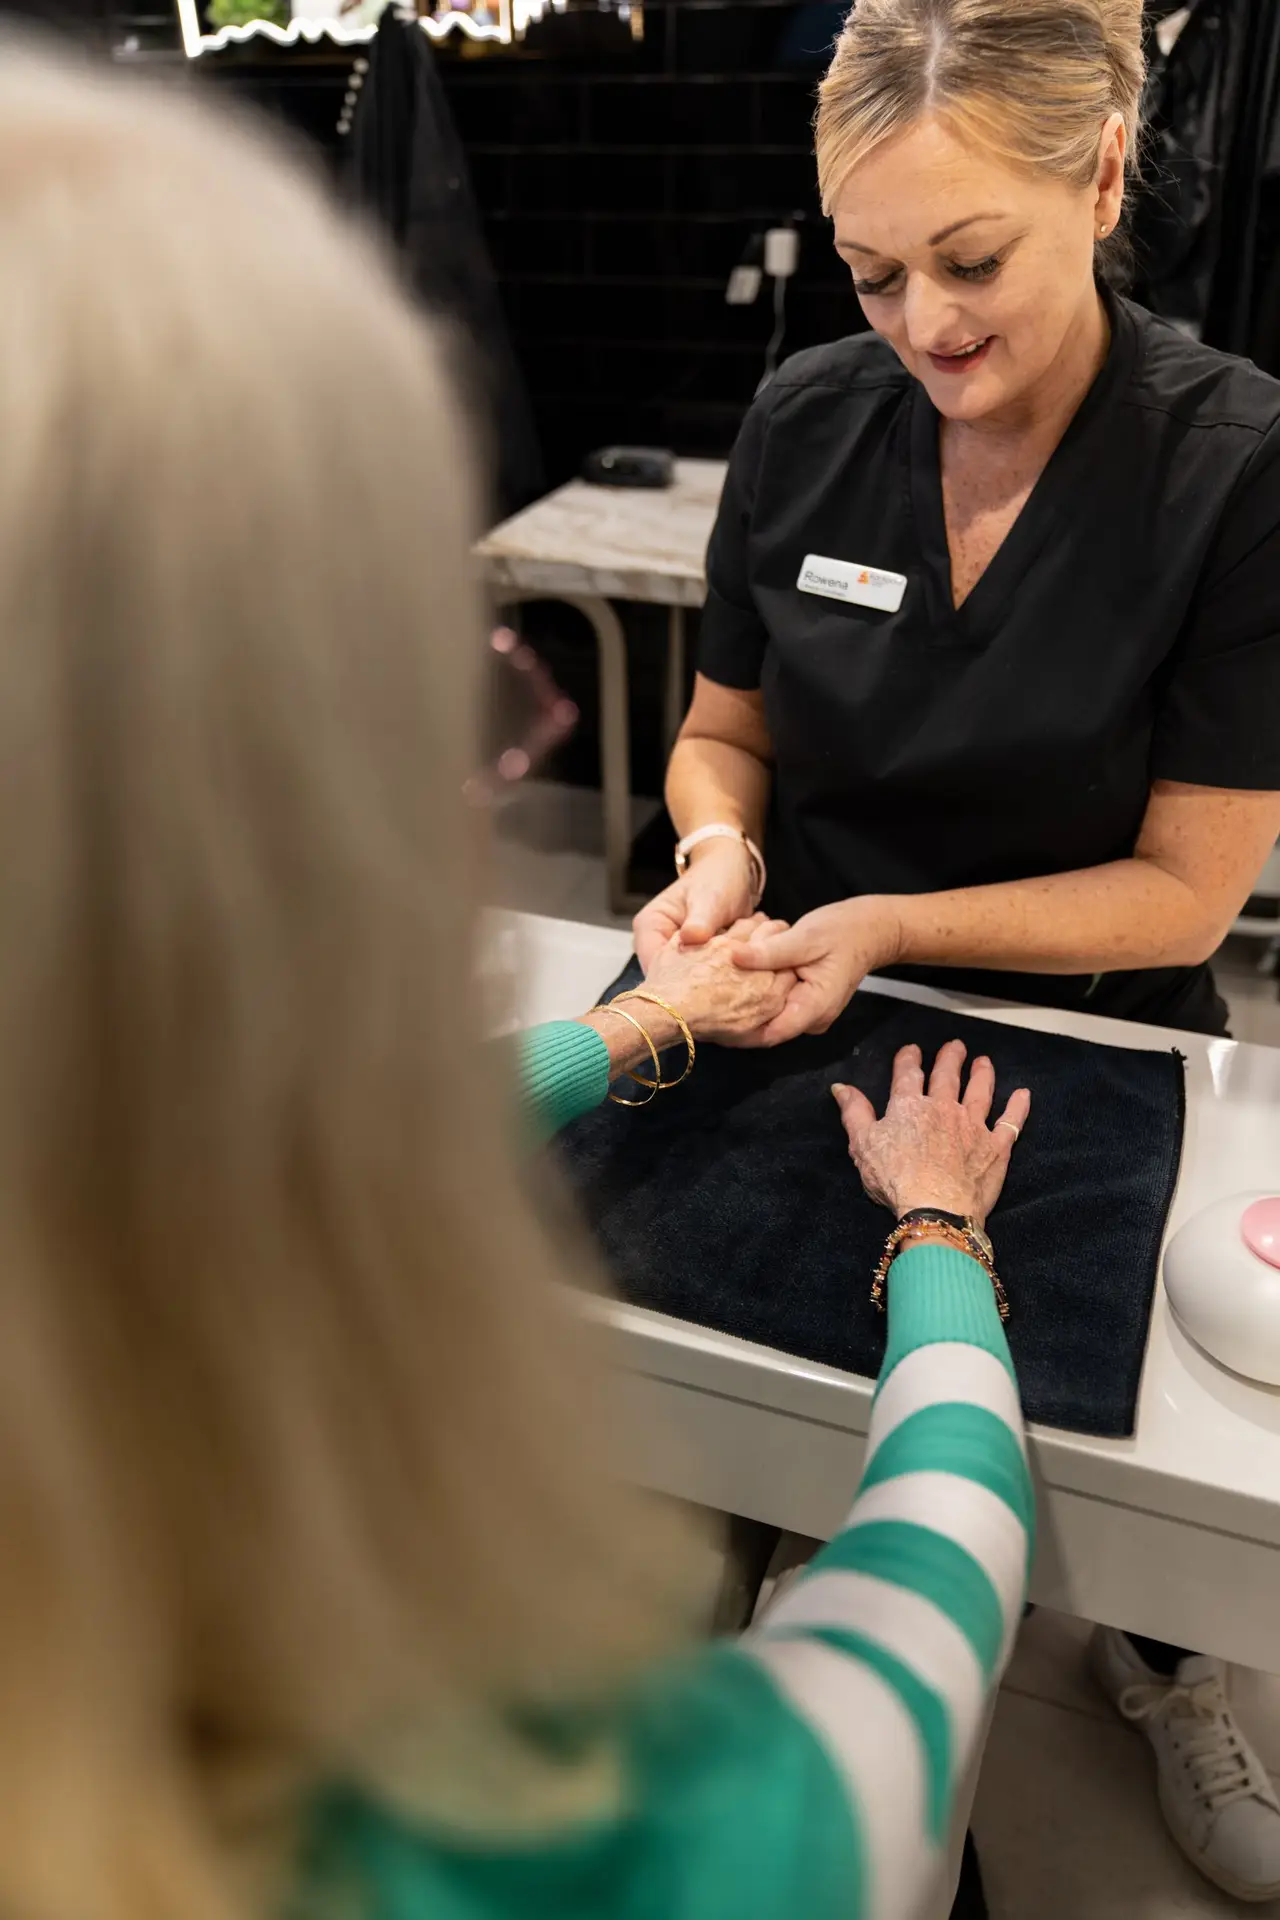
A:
[674,824,766,906]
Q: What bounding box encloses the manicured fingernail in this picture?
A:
[831,1083,848,1096]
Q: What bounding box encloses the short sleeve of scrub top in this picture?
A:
[1151,419,1280,787]
[698,387,779,693]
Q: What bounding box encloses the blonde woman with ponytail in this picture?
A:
[635,0,1280,1902]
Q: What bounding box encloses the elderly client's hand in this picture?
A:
[832,1040,1031,1228]
[642,916,798,1045]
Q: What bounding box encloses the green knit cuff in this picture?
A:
[879,1243,1017,1391]
[518,1022,612,1145]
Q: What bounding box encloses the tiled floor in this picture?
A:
[1213,938,1280,1050]
[746,1541,1280,1916]
[494,781,1280,1913]
[979,1610,1280,1917]
[487,779,652,932]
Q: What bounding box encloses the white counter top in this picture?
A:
[494,909,1280,1665]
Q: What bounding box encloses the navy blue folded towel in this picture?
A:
[556,961,1186,1438]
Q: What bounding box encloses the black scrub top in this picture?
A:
[698,292,1280,1034]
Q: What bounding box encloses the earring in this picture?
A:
[1098,223,1110,237]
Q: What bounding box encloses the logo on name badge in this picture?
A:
[797,554,908,615]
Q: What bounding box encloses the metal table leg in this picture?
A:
[665,604,688,753]
[570,593,633,917]
[501,592,634,917]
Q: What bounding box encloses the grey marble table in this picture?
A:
[475,459,728,912]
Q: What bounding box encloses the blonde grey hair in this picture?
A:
[816,0,1146,260]
[0,41,695,1920]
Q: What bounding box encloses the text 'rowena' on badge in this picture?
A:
[797,554,908,614]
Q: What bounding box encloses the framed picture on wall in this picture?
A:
[175,0,546,60]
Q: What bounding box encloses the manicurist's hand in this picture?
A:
[633,838,759,973]
[642,916,797,1045]
[731,896,902,1046]
[832,1041,1032,1228]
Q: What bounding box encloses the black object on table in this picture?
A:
[582,447,675,489]
[557,960,1186,1439]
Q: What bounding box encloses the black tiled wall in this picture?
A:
[436,4,861,789]
[87,0,861,482]
[452,1,860,482]
[200,4,863,790]
[45,0,1190,492]
[28,0,863,794]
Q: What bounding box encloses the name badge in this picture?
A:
[797,553,908,615]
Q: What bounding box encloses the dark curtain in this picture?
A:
[346,6,544,516]
[1133,0,1280,371]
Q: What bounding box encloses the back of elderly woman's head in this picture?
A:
[0,45,685,1920]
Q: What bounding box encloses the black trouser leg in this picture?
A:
[1124,1633,1192,1678]
[948,1832,988,1919]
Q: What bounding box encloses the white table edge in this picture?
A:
[498,910,1280,1553]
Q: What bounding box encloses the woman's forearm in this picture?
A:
[752,1243,1030,1904]
[665,734,771,845]
[736,784,1278,1042]
[879,782,1280,978]
[887,854,1225,976]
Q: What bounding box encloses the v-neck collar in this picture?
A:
[907,288,1140,644]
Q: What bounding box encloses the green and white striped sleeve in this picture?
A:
[508,1023,1033,1917]
[743,1242,1032,1920]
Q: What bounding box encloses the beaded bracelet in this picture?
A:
[871,1219,1010,1322]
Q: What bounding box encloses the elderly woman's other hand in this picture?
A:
[642,916,797,1046]
[832,1040,1031,1228]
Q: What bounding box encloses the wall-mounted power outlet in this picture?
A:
[726,264,764,306]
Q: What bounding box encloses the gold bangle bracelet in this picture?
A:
[588,1003,662,1107]
[615,990,696,1090]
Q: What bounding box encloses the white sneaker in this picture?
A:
[1091,1625,1280,1902]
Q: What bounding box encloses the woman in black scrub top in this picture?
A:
[638,7,1280,1051]
[635,0,1280,1908]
